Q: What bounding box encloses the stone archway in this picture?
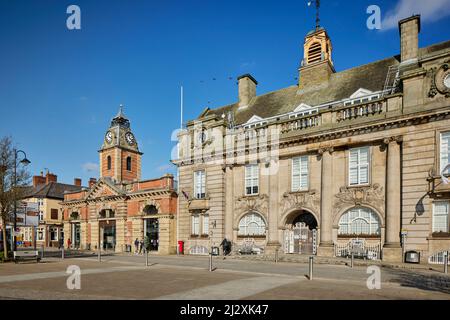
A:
[284,209,318,255]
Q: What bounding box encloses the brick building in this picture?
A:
[62,107,178,254]
[174,15,450,263]
[21,171,83,248]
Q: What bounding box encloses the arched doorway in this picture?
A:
[284,210,318,255]
[143,205,159,251]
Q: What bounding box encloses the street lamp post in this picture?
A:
[12,149,31,252]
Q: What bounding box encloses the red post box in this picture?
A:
[178,240,184,255]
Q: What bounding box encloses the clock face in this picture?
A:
[444,74,450,89]
[125,132,135,145]
[105,131,113,144]
[197,131,208,144]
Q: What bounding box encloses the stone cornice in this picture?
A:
[174,106,450,167]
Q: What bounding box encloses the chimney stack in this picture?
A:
[74,178,82,187]
[45,172,57,184]
[237,74,257,109]
[32,175,46,187]
[399,15,421,65]
[89,178,97,188]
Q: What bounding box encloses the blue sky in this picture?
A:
[0,0,449,185]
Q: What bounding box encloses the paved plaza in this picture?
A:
[0,254,449,300]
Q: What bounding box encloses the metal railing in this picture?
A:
[334,240,382,260]
[428,250,450,265]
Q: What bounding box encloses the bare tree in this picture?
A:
[0,137,30,259]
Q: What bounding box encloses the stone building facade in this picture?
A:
[174,15,450,263]
[62,108,178,254]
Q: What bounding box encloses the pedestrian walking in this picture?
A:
[134,238,139,255]
[67,238,72,249]
[139,239,144,254]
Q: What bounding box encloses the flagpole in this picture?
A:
[176,85,183,255]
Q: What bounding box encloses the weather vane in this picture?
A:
[308,0,320,30]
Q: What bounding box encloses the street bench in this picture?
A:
[13,250,41,263]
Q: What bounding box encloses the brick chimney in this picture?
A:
[74,178,82,187]
[89,178,97,188]
[32,173,46,187]
[399,15,421,65]
[237,74,257,109]
[46,172,57,184]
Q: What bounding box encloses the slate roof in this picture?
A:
[23,182,83,200]
[201,40,450,126]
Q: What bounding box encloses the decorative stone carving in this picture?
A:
[383,136,403,145]
[139,199,161,214]
[318,146,334,156]
[333,184,384,218]
[428,61,450,98]
[235,194,269,214]
[280,190,320,215]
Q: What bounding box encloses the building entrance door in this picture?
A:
[100,221,116,251]
[144,218,159,251]
[71,223,81,249]
[284,211,318,255]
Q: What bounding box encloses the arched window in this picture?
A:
[107,156,112,170]
[126,156,132,171]
[338,207,381,236]
[238,212,266,236]
[143,205,158,215]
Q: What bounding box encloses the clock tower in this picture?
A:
[99,105,142,183]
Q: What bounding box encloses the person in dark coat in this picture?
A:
[220,238,231,257]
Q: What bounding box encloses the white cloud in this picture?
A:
[382,0,450,30]
[82,162,99,172]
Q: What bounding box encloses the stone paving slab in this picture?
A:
[0,257,449,300]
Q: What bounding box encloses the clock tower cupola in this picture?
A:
[99,105,142,183]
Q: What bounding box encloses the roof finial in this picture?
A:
[116,104,125,118]
[308,0,321,30]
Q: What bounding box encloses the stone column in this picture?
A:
[115,219,126,253]
[317,147,334,257]
[383,137,403,262]
[63,222,71,249]
[91,221,99,251]
[224,166,234,240]
[265,161,281,254]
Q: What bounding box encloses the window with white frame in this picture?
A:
[245,165,259,195]
[202,214,209,236]
[441,132,450,174]
[433,201,449,233]
[191,214,200,236]
[238,212,266,236]
[194,170,206,199]
[191,212,210,236]
[338,207,381,236]
[292,156,309,191]
[349,147,370,185]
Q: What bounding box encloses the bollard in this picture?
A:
[61,247,64,260]
[209,252,213,272]
[351,252,354,268]
[98,246,101,262]
[275,248,278,264]
[444,251,448,274]
[308,256,314,280]
[145,250,149,267]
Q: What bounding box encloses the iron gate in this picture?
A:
[284,222,317,255]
